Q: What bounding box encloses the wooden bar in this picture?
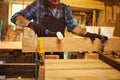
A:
[0,37,120,52]
[22,37,102,52]
[41,37,101,52]
[0,41,22,50]
[22,37,120,52]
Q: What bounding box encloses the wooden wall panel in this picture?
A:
[0,2,9,41]
[61,0,104,10]
[116,14,120,37]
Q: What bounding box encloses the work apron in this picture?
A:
[37,5,65,37]
[41,5,65,59]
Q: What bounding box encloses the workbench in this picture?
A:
[0,37,120,80]
[45,59,120,80]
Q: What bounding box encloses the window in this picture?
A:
[11,4,27,16]
[9,1,32,26]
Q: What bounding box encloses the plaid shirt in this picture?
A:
[11,1,77,32]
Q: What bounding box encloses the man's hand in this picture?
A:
[28,22,46,36]
[15,15,31,27]
[85,32,108,42]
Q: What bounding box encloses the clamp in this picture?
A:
[100,34,106,54]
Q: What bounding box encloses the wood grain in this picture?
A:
[41,37,101,52]
[22,37,120,52]
[1,37,120,52]
[45,59,120,80]
[0,41,22,49]
[104,37,120,51]
[22,38,36,52]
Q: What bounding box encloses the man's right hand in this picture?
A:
[15,15,31,27]
[28,22,46,36]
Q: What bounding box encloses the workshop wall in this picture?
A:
[0,2,9,41]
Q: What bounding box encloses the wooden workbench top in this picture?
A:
[45,59,120,80]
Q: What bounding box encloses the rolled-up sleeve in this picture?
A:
[65,6,77,32]
[11,12,21,23]
[11,1,38,24]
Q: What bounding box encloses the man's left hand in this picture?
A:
[85,32,108,43]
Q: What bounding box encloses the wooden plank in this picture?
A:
[22,37,120,52]
[116,14,120,37]
[114,59,120,64]
[45,59,120,80]
[38,67,45,80]
[98,10,105,26]
[45,59,112,70]
[113,6,117,20]
[1,37,120,52]
[104,37,120,51]
[105,6,110,24]
[92,10,96,26]
[22,37,102,52]
[0,41,22,49]
[46,70,120,80]
[42,37,101,52]
[22,38,36,52]
[85,53,99,59]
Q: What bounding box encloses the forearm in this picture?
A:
[72,26,87,37]
[15,15,31,27]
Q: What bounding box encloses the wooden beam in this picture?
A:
[1,37,120,52]
[0,41,22,49]
[22,37,120,52]
[22,37,102,52]
[92,10,96,26]
[22,38,36,52]
[41,37,102,52]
